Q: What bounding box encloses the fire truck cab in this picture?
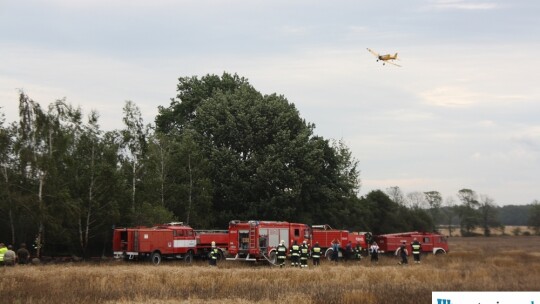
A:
[227,220,311,263]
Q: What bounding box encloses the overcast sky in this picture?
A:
[1,0,539,206]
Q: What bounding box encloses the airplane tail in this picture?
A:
[394,53,398,59]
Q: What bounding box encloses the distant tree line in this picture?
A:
[384,186,540,237]
[0,73,538,257]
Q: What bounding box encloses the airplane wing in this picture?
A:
[387,60,401,67]
[367,48,379,57]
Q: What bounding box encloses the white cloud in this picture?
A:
[426,0,500,11]
[30,0,210,9]
[379,109,436,122]
[511,126,540,152]
[0,44,173,129]
[279,25,310,36]
[420,86,483,107]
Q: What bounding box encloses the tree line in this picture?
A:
[384,186,540,237]
[0,73,538,257]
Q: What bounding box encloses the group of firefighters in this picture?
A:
[275,239,370,268]
[207,237,423,267]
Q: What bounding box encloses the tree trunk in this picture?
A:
[132,163,136,212]
[186,154,193,225]
[159,141,165,207]
[36,173,45,257]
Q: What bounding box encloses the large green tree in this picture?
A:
[156,73,361,227]
[13,93,86,255]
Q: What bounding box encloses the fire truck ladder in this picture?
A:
[226,253,257,262]
[249,226,256,249]
[225,226,267,263]
[225,250,279,265]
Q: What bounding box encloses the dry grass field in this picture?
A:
[2,236,540,304]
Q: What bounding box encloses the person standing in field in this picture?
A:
[344,241,353,261]
[331,239,340,263]
[276,240,287,268]
[411,238,422,264]
[17,243,30,265]
[290,240,300,267]
[300,240,309,268]
[369,242,379,263]
[0,243,7,266]
[311,242,321,266]
[3,245,16,266]
[396,241,408,265]
[354,243,363,260]
[208,241,219,266]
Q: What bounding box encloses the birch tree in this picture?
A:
[120,101,148,215]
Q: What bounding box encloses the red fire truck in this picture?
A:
[311,224,371,260]
[112,222,228,264]
[373,231,449,255]
[226,220,311,263]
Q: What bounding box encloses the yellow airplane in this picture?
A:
[367,48,401,67]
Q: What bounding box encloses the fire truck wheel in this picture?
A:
[325,249,334,261]
[184,251,193,264]
[151,252,162,265]
[435,249,446,255]
[216,250,224,261]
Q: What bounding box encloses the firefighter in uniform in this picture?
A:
[396,241,408,265]
[311,242,321,266]
[276,240,287,268]
[411,238,422,264]
[300,240,309,268]
[209,241,219,266]
[290,240,300,267]
[354,243,363,260]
